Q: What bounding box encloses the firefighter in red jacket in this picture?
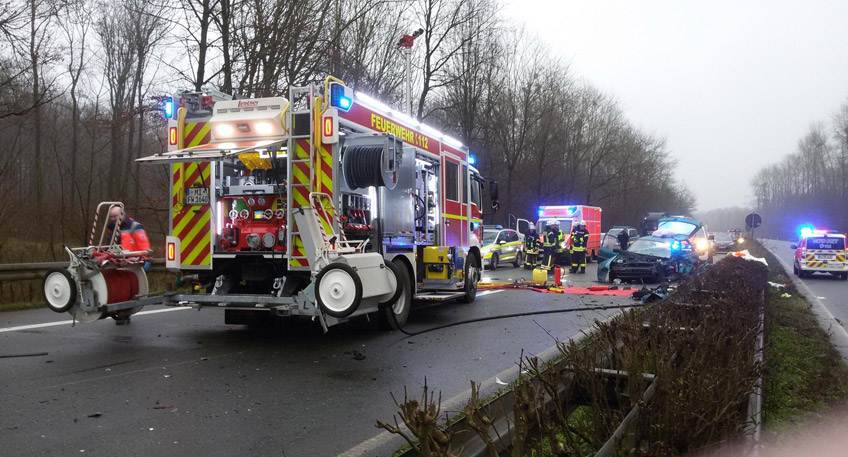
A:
[106,206,151,326]
[108,206,151,252]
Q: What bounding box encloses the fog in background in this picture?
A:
[502,0,848,212]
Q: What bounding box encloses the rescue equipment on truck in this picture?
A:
[45,77,496,331]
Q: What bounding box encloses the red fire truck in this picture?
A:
[42,77,496,331]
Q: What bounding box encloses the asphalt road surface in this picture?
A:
[761,239,848,360]
[0,261,636,457]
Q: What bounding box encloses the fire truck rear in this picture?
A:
[43,77,496,331]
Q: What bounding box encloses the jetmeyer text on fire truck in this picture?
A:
[117,76,496,330]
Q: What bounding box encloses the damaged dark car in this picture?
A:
[598,235,700,284]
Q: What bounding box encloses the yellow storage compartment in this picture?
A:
[423,246,450,280]
[423,246,448,264]
[532,267,548,284]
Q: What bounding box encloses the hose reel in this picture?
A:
[342,137,403,191]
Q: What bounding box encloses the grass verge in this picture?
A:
[745,241,848,432]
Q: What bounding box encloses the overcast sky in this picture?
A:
[501,0,848,211]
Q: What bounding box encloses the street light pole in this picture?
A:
[402,47,412,116]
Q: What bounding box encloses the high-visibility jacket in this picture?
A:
[525,232,540,253]
[570,228,589,252]
[108,217,151,251]
[556,230,564,253]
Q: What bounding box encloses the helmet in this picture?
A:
[552,220,559,226]
[579,220,586,226]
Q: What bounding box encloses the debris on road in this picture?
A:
[632,285,671,303]
[0,352,49,359]
[729,250,768,266]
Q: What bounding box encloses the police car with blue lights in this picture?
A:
[791,226,848,280]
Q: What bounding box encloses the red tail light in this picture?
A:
[169,127,178,145]
[167,242,176,261]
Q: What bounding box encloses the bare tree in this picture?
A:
[413,0,497,121]
[96,0,137,196]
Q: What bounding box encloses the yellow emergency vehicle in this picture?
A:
[792,227,848,280]
[481,225,524,270]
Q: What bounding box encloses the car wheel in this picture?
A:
[489,253,499,270]
[841,273,848,281]
[459,255,479,303]
[513,251,523,268]
[793,262,799,276]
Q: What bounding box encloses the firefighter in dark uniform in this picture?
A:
[542,220,558,271]
[554,221,565,265]
[570,220,590,274]
[524,226,540,269]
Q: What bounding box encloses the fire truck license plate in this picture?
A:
[818,254,834,260]
[185,187,210,205]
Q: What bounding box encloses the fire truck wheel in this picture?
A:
[459,255,479,304]
[315,263,363,318]
[42,268,77,313]
[378,260,411,330]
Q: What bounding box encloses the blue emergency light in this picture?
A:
[468,154,476,165]
[799,225,814,238]
[538,208,545,217]
[329,83,352,111]
[671,240,681,251]
[164,97,174,118]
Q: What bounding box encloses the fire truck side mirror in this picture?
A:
[489,180,499,212]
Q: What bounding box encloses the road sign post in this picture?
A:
[745,213,762,240]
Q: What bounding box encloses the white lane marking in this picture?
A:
[0,307,191,333]
[476,290,503,297]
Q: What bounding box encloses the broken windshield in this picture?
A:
[627,239,672,258]
[653,220,699,238]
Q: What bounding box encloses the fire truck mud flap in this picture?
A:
[314,254,397,318]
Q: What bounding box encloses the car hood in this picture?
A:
[653,217,702,238]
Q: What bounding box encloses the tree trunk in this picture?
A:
[30,0,43,209]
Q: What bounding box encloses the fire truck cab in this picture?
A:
[65,77,495,331]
